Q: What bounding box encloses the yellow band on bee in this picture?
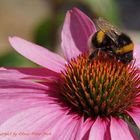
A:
[97,31,105,43]
[116,43,134,54]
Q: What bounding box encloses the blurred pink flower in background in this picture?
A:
[0,8,140,139]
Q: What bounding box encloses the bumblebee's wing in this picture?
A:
[95,17,121,44]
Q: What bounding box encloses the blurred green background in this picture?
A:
[0,0,140,67]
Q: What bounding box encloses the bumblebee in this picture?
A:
[89,17,134,63]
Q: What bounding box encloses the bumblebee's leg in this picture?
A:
[88,49,99,64]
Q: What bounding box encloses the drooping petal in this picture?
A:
[134,44,140,67]
[48,115,83,140]
[0,105,66,140]
[110,117,134,140]
[9,37,67,73]
[0,79,48,96]
[1,67,60,81]
[61,7,96,61]
[0,98,47,125]
[126,107,140,130]
[73,117,85,140]
[0,78,49,124]
[0,68,27,79]
[89,117,110,140]
[81,118,94,139]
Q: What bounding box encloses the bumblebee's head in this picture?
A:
[119,51,133,63]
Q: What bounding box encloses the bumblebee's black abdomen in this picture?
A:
[116,33,134,55]
[117,33,132,47]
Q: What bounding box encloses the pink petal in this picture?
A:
[9,37,67,73]
[0,79,48,95]
[110,117,134,140]
[49,115,83,140]
[0,106,65,140]
[69,120,82,140]
[81,118,94,139]
[2,67,60,81]
[0,78,49,125]
[0,76,66,130]
[61,7,96,61]
[47,114,76,140]
[73,117,84,140]
[134,44,140,67]
[13,67,59,78]
[0,78,59,108]
[126,107,140,130]
[0,67,6,70]
[89,117,110,140]
[0,98,47,125]
[0,68,27,79]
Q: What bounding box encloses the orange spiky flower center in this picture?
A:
[60,53,140,119]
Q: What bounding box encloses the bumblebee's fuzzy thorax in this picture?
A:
[92,31,113,48]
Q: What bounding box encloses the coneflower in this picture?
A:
[0,8,140,140]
